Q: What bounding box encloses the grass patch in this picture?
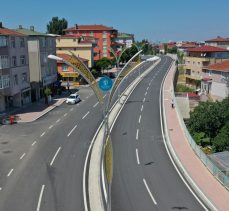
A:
[104,136,113,183]
[175,84,195,92]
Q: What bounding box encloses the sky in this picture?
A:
[1,0,229,42]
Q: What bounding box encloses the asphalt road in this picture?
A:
[0,60,154,211]
[111,56,205,211]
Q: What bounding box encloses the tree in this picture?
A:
[95,57,111,72]
[47,17,68,35]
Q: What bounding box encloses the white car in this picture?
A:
[66,93,81,104]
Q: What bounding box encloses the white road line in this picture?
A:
[136,129,139,140]
[147,87,149,90]
[0,187,2,191]
[50,147,61,166]
[49,125,53,129]
[20,153,26,160]
[67,125,77,137]
[143,98,146,103]
[32,141,37,146]
[144,92,147,96]
[70,108,74,111]
[93,102,99,108]
[36,185,45,211]
[141,105,144,112]
[7,169,14,177]
[64,113,67,117]
[40,132,45,137]
[138,115,142,124]
[136,149,140,165]
[82,111,90,119]
[103,94,106,99]
[143,179,157,205]
[56,119,60,123]
[86,96,89,99]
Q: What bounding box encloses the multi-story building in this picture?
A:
[15,26,57,102]
[0,23,31,112]
[64,24,118,61]
[205,37,229,50]
[115,33,134,48]
[184,45,229,86]
[56,34,94,67]
[201,60,229,100]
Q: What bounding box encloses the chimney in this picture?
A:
[30,26,34,31]
[19,25,23,29]
[0,22,3,28]
[75,24,78,29]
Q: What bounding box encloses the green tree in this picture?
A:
[164,44,168,54]
[47,17,68,35]
[212,121,229,152]
[95,57,111,71]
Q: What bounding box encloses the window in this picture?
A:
[22,72,27,82]
[62,64,68,71]
[0,75,10,89]
[209,70,212,76]
[20,55,26,65]
[13,74,18,86]
[20,38,25,48]
[11,37,15,48]
[0,36,8,47]
[0,55,9,69]
[12,56,17,67]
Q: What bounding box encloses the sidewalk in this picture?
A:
[163,63,229,210]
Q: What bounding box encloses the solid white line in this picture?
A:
[32,141,37,146]
[93,102,99,108]
[40,132,45,137]
[50,147,61,166]
[82,111,90,119]
[143,98,146,103]
[36,185,45,211]
[138,115,142,124]
[67,125,77,137]
[56,119,60,123]
[141,105,144,112]
[143,179,157,205]
[7,169,14,177]
[49,125,53,129]
[64,113,67,117]
[136,129,139,140]
[20,153,26,160]
[136,149,140,165]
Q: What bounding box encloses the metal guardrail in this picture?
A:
[172,70,229,190]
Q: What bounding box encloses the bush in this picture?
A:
[175,84,195,92]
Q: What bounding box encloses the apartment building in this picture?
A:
[205,37,229,50]
[64,24,118,61]
[202,60,229,101]
[115,33,134,48]
[0,24,30,112]
[184,45,229,86]
[15,26,57,102]
[56,34,94,67]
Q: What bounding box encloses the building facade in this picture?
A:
[115,33,134,48]
[0,24,31,112]
[56,34,94,67]
[64,24,118,61]
[15,26,57,102]
[205,37,229,50]
[184,45,229,86]
[201,60,229,101]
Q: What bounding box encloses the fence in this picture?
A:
[172,75,229,190]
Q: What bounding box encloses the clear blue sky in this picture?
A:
[1,0,229,42]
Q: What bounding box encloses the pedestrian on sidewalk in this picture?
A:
[171,99,174,108]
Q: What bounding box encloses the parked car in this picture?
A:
[66,93,81,104]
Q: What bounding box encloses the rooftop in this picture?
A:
[205,37,229,43]
[188,45,229,53]
[64,24,116,31]
[15,27,49,36]
[204,59,229,72]
[0,27,24,36]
